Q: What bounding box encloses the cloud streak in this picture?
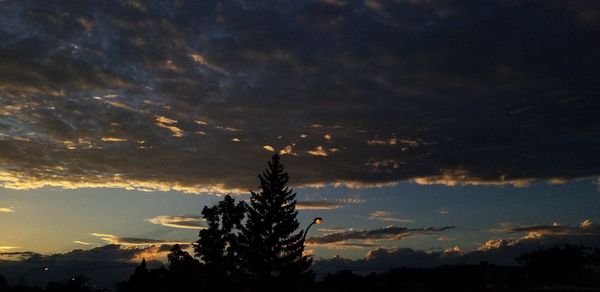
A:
[306,225,454,247]
[296,201,344,210]
[365,211,413,223]
[0,207,15,213]
[147,215,207,229]
[481,219,600,249]
[90,233,189,246]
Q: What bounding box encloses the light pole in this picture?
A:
[302,217,323,243]
[18,266,48,287]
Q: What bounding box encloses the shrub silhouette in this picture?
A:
[517,244,588,286]
[0,273,7,291]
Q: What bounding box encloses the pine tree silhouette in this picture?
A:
[239,154,311,283]
[118,259,152,291]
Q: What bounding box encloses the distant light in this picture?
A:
[314,217,323,225]
[43,267,49,271]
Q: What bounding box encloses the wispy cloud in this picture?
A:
[147,215,207,229]
[296,201,343,210]
[413,170,535,187]
[155,116,184,137]
[479,219,600,251]
[0,207,15,213]
[90,233,189,246]
[0,246,19,251]
[365,211,413,224]
[490,219,597,236]
[306,225,455,248]
[307,146,328,157]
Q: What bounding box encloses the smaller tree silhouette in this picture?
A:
[46,275,96,292]
[194,194,246,287]
[0,273,7,290]
[517,244,588,286]
[118,259,152,291]
[168,244,199,272]
[166,244,201,291]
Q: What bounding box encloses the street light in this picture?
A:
[302,217,323,243]
[19,266,48,287]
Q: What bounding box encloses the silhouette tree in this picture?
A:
[517,244,588,286]
[165,244,201,291]
[239,154,311,283]
[168,244,199,272]
[589,247,600,268]
[46,275,95,292]
[194,194,246,288]
[0,273,6,291]
[117,259,153,291]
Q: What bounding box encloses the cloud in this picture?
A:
[0,207,15,213]
[318,227,354,234]
[335,197,367,204]
[480,220,600,250]
[295,195,365,210]
[0,171,245,195]
[306,225,454,247]
[147,215,207,229]
[580,219,594,228]
[307,146,328,157]
[0,1,599,193]
[101,137,128,142]
[312,248,451,274]
[296,201,343,210]
[412,170,536,187]
[0,245,174,289]
[365,210,413,223]
[489,220,599,238]
[90,233,189,246]
[263,145,275,152]
[155,116,185,137]
[313,221,600,274]
[0,246,19,251]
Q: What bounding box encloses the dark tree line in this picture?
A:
[3,245,600,291]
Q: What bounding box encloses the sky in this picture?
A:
[1,0,600,286]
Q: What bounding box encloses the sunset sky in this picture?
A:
[1,0,600,283]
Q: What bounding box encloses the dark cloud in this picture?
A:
[488,219,599,237]
[306,225,454,246]
[1,0,600,193]
[312,222,600,274]
[480,219,600,249]
[0,245,171,289]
